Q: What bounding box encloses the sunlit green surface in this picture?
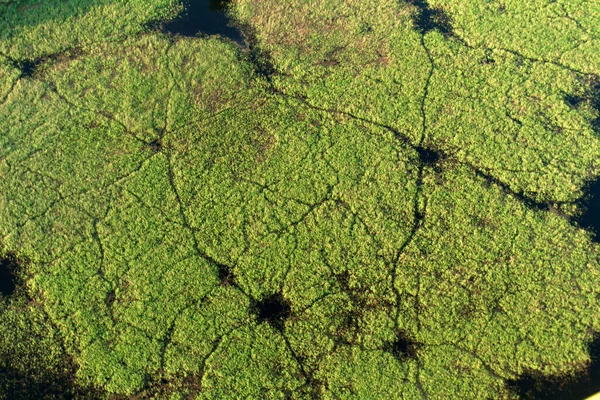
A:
[1,0,600,398]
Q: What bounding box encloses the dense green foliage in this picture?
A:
[1,0,600,398]
[0,0,179,60]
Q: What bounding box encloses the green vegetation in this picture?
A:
[1,0,600,398]
[0,0,179,60]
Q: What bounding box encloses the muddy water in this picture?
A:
[163,0,245,45]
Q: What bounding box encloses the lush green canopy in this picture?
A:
[1,0,599,398]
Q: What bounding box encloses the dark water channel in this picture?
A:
[0,255,17,297]
[162,0,245,45]
[579,177,600,243]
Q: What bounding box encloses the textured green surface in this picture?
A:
[1,0,600,398]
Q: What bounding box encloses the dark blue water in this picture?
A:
[162,0,245,45]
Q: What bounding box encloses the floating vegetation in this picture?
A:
[0,0,599,398]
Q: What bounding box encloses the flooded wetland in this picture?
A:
[1,0,600,398]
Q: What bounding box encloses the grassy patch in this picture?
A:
[1,0,600,398]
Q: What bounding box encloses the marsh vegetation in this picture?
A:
[1,0,600,398]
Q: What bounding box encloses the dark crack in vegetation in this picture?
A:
[473,169,557,213]
[243,25,277,82]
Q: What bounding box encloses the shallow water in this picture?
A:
[162,0,245,45]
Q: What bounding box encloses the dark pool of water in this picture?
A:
[19,60,38,77]
[162,0,245,45]
[416,146,441,166]
[408,0,454,36]
[507,334,600,399]
[384,331,421,362]
[253,293,291,331]
[578,178,600,243]
[0,256,17,297]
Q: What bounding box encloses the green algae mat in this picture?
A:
[1,0,600,398]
